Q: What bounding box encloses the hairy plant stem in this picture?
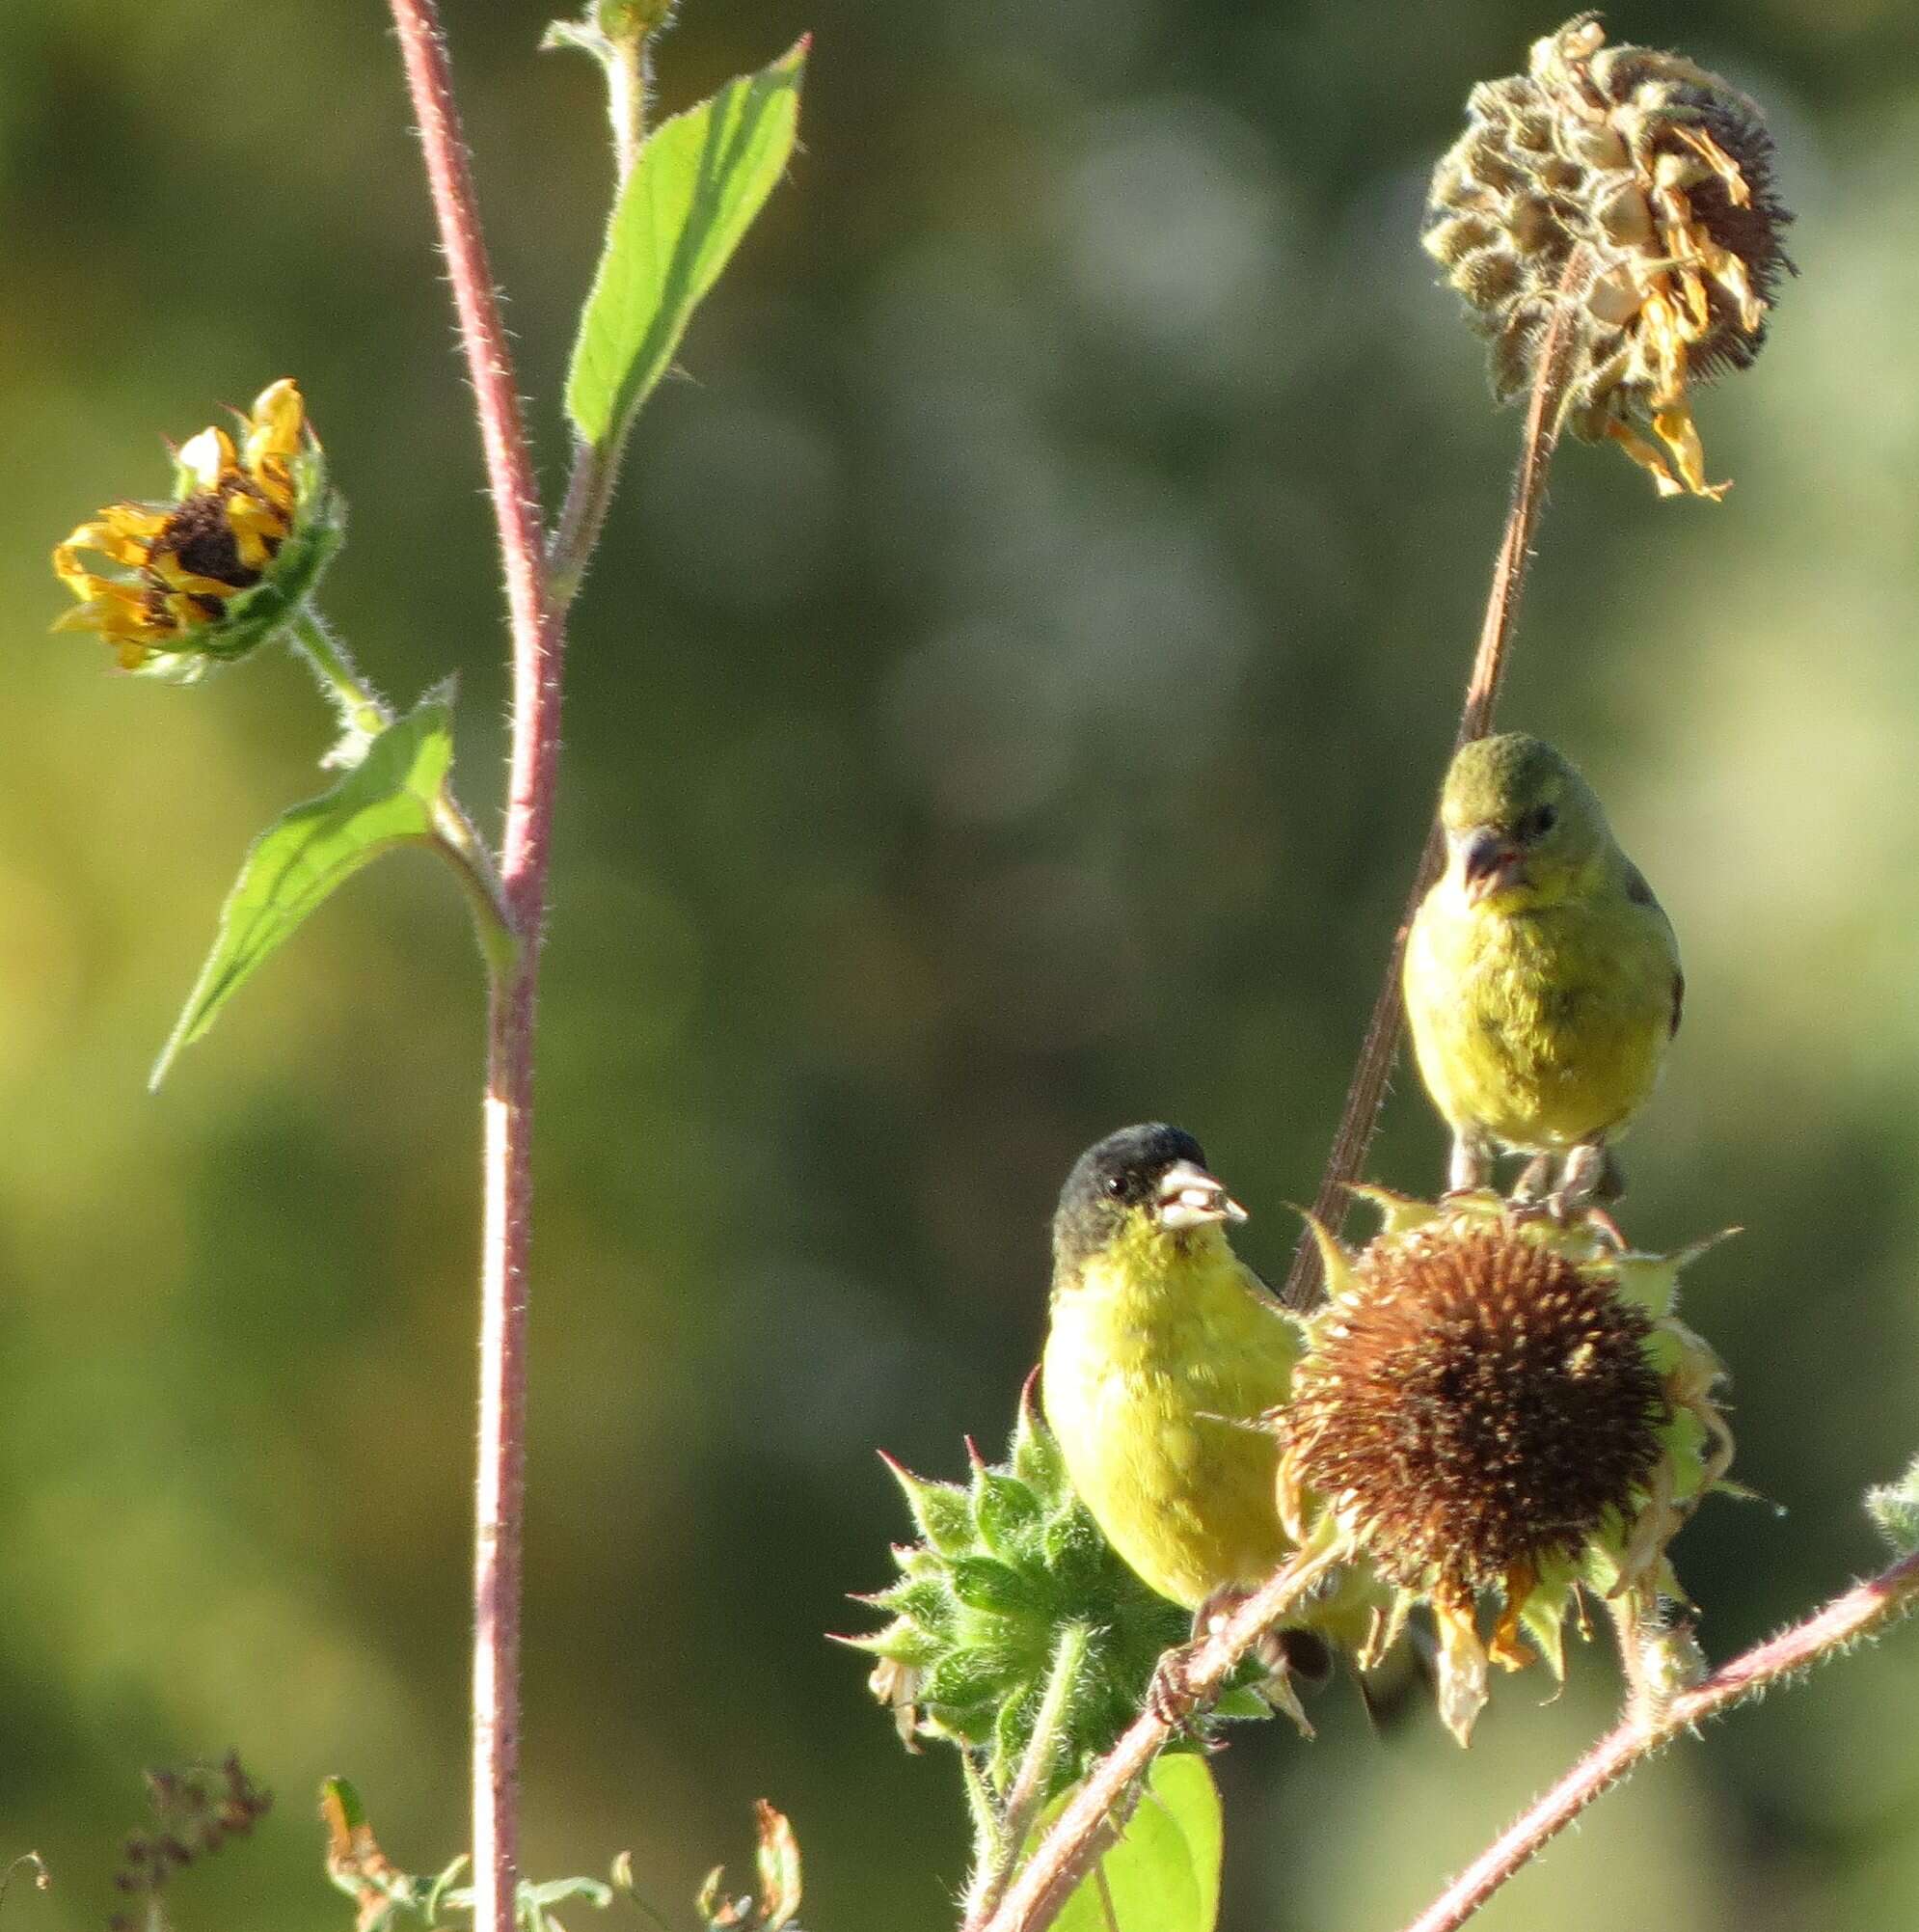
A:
[1280,246,1593,1309]
[387,8,562,1932]
[287,605,390,748]
[287,607,515,973]
[604,27,650,185]
[1399,1544,1919,1932]
[964,1623,1093,1929]
[977,1543,1341,1932]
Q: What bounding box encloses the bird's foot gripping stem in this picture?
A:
[1505,1145,1627,1241]
[1445,1131,1497,1198]
[1146,1643,1204,1730]
[1147,1592,1321,1739]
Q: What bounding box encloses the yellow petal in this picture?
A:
[55,519,153,575]
[177,425,236,494]
[1674,124,1752,207]
[154,587,215,631]
[1603,418,1686,498]
[1433,1599,1490,1747]
[1489,1565,1535,1671]
[244,379,306,472]
[224,491,288,569]
[150,552,243,600]
[1702,239,1765,334]
[104,502,170,536]
[52,575,141,619]
[53,583,170,647]
[1651,405,1731,501]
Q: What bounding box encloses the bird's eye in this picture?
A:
[1105,1175,1127,1198]
[1525,803,1558,838]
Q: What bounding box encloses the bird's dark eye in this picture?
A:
[1105,1175,1127,1198]
[1524,803,1558,838]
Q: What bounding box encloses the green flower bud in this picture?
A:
[843,1384,1261,1798]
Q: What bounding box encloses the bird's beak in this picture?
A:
[1457,826,1524,906]
[1155,1159,1249,1231]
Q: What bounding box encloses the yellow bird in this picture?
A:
[1041,1124,1301,1616]
[1403,732,1683,1208]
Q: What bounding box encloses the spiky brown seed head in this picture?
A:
[1425,14,1794,498]
[1274,1190,1735,1745]
[1284,1220,1666,1608]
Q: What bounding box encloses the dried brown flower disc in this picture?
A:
[1284,1223,1665,1605]
[1425,14,1794,497]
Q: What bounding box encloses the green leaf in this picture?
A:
[521,1876,614,1912]
[1867,1453,1919,1554]
[151,698,458,1087]
[564,38,807,446]
[1047,1756,1222,1932]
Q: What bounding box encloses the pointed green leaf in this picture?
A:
[151,698,457,1087]
[564,38,807,446]
[520,1875,614,1912]
[1046,1755,1222,1932]
[974,1470,1044,1560]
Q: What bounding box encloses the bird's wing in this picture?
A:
[1621,857,1683,1038]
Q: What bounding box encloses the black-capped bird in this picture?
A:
[1041,1125,1303,1617]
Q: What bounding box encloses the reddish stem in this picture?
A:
[387,9,563,1932]
[1279,247,1590,1308]
[975,1545,1340,1932]
[1400,1545,1919,1932]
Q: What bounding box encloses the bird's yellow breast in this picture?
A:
[1404,875,1677,1152]
[1041,1228,1301,1611]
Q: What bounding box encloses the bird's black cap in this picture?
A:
[1052,1123,1212,1274]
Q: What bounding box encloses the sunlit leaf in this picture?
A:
[1047,1755,1222,1932]
[150,698,458,1088]
[564,39,807,447]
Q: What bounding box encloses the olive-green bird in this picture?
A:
[1403,732,1683,1208]
[1041,1124,1303,1617]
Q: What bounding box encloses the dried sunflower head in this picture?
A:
[1425,14,1794,498]
[1273,1188,1733,1744]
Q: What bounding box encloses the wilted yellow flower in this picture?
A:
[1425,14,1794,498]
[1272,1188,1733,1744]
[53,379,340,677]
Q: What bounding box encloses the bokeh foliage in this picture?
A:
[5,2,1919,1929]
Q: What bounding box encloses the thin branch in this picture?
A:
[977,1544,1341,1932]
[1280,248,1593,1309]
[388,0,550,709]
[386,14,562,1932]
[1398,1543,1919,1932]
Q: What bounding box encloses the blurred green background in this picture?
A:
[3,0,1918,1927]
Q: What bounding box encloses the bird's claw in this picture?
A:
[1147,1644,1203,1729]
